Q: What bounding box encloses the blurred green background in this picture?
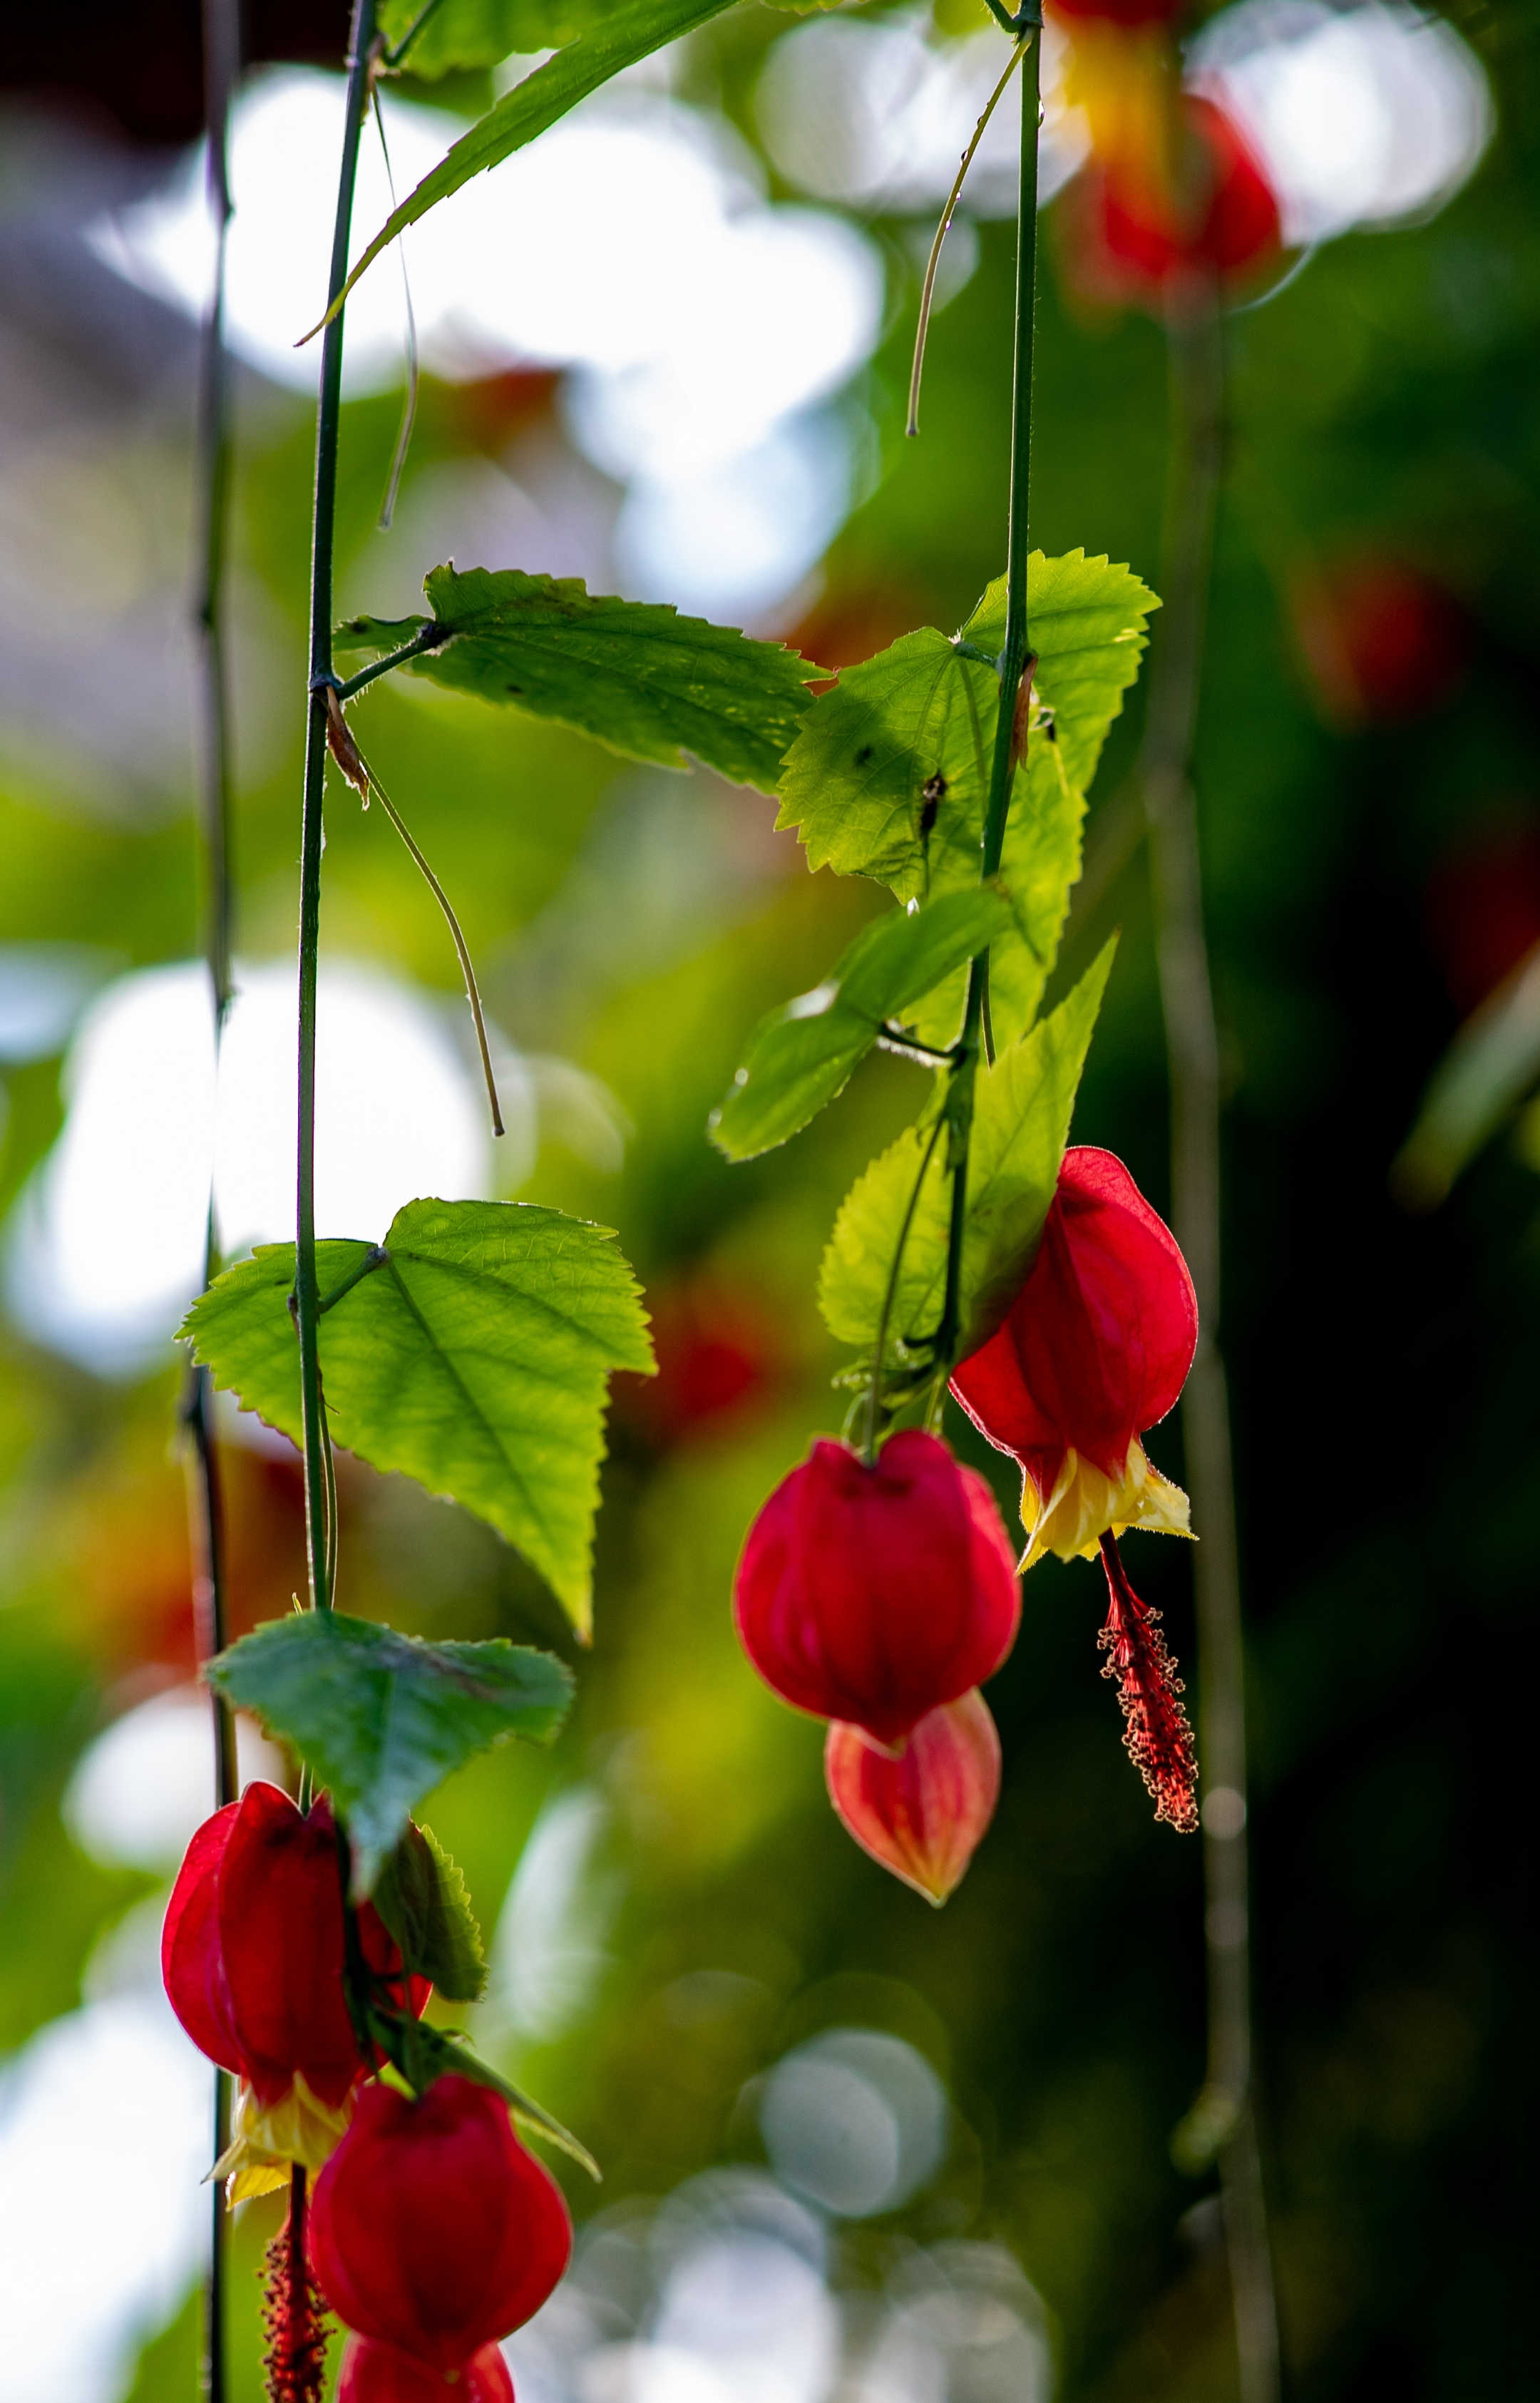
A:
[0,3,1534,2399]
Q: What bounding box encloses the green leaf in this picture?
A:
[711,888,1012,1162]
[183,1197,654,1633]
[374,1822,487,2002]
[374,2011,601,2178]
[774,627,997,897]
[818,937,1116,1368]
[337,567,824,794]
[204,1610,573,1893]
[378,0,600,77]
[960,550,1159,800]
[314,0,744,328]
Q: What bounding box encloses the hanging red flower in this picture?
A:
[337,2337,513,2403]
[825,1689,1002,1905]
[1071,93,1282,307]
[951,1147,1197,1567]
[1097,1532,1199,1830]
[309,2075,572,2374]
[162,1781,423,2192]
[734,1430,1020,1749]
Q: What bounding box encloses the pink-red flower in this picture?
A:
[826,1690,1001,1905]
[734,1430,1020,1749]
[1067,91,1281,309]
[162,1781,423,2191]
[951,1147,1197,1567]
[337,2339,513,2403]
[309,2075,572,2374]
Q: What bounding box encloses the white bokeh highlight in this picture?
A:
[63,1686,286,1874]
[6,957,489,1375]
[760,2030,949,2220]
[1191,0,1494,245]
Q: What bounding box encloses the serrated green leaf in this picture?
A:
[961,550,1159,799]
[374,1822,487,2002]
[819,938,1117,1368]
[337,567,823,794]
[378,0,599,78]
[183,1197,653,1633]
[712,888,1012,1162]
[205,1611,573,1893]
[315,0,743,329]
[372,2012,602,2178]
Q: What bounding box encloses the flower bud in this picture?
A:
[951,1147,1197,1565]
[309,2075,572,2373]
[734,1430,1020,1749]
[162,1782,414,2112]
[826,1690,1001,1905]
[337,2337,513,2403]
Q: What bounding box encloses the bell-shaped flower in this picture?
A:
[734,1430,1020,1750]
[309,2075,572,2374]
[162,1781,421,2194]
[826,1689,1001,1905]
[337,2337,513,2403]
[951,1147,1197,1567]
[1069,93,1281,309]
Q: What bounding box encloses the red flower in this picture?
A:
[338,2338,513,2403]
[951,1147,1197,1565]
[1070,94,1280,307]
[733,1430,1020,1749]
[309,2076,572,2373]
[1097,1532,1198,1831]
[826,1689,1001,1905]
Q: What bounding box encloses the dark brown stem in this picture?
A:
[1142,282,1281,2403]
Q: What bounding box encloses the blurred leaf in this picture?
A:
[374,1820,487,2001]
[206,1611,572,1893]
[961,550,1160,798]
[317,0,744,326]
[1392,941,1540,1207]
[374,2009,601,2176]
[820,938,1116,1365]
[711,888,1012,1162]
[379,0,602,77]
[338,567,824,793]
[183,1198,654,1632]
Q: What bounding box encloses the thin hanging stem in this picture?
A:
[334,624,443,700]
[908,34,1027,439]
[324,691,504,1137]
[188,0,240,2389]
[1141,281,1280,2403]
[931,35,1041,1378]
[297,0,380,1619]
[374,90,420,530]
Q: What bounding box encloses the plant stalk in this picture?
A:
[933,36,1040,1375]
[297,0,379,1617]
[1143,282,1280,2403]
[188,0,240,2386]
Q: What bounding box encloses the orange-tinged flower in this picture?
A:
[825,1690,1001,1905]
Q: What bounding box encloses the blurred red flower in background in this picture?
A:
[615,1279,787,1448]
[1290,555,1470,727]
[1066,92,1280,307]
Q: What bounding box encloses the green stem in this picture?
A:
[381,0,449,70]
[908,34,1027,439]
[333,625,443,700]
[863,1114,948,1463]
[1143,285,1280,2403]
[297,0,379,1618]
[932,35,1040,1378]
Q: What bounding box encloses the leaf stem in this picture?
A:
[1143,282,1280,2403]
[863,1113,947,1464]
[381,0,450,71]
[297,0,380,1619]
[333,624,443,700]
[908,34,1027,439]
[932,34,1040,1378]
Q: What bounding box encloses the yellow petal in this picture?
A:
[212,2074,356,2205]
[1020,1439,1191,1569]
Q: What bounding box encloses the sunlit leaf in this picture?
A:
[183,1197,654,1633]
[314,0,743,327]
[379,0,600,78]
[374,1821,487,2002]
[205,1610,572,1893]
[961,550,1160,800]
[712,888,1012,1162]
[818,938,1116,1367]
[337,567,824,794]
